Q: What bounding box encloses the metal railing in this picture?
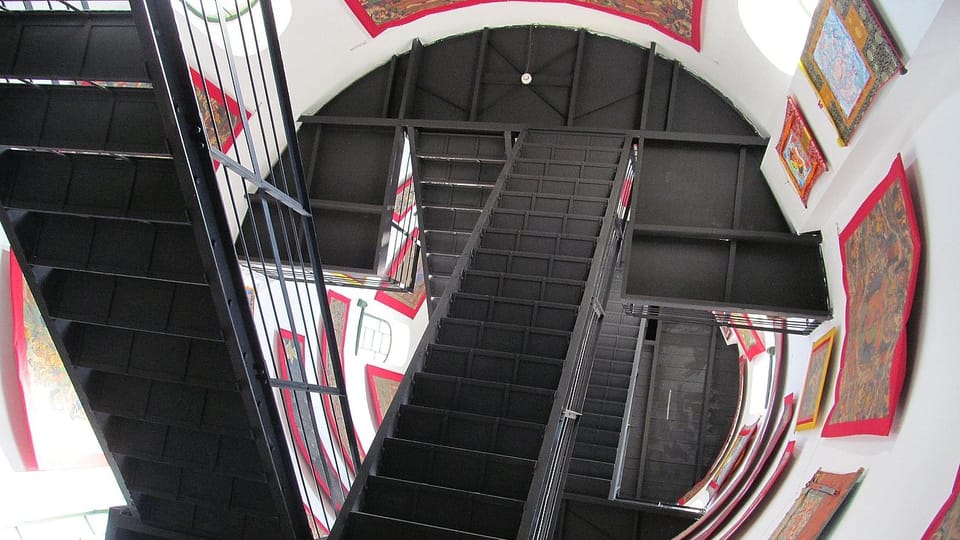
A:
[519,139,636,539]
[142,0,363,535]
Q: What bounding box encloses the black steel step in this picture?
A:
[410,372,555,425]
[362,475,523,539]
[421,206,482,232]
[423,343,563,391]
[416,132,506,162]
[459,269,584,306]
[394,404,544,460]
[82,370,251,438]
[38,270,222,341]
[419,181,493,209]
[516,142,622,165]
[0,152,189,224]
[15,213,205,284]
[471,248,591,282]
[417,160,502,186]
[511,160,619,183]
[498,190,607,217]
[564,473,610,498]
[572,441,618,463]
[345,511,504,540]
[489,208,602,237]
[378,438,534,500]
[588,370,631,390]
[0,11,149,82]
[448,292,578,333]
[120,457,276,519]
[426,252,459,276]
[579,412,624,432]
[64,324,238,391]
[586,383,629,404]
[0,84,167,153]
[103,416,266,483]
[480,228,597,259]
[436,317,570,360]
[568,457,615,480]
[582,398,626,418]
[504,174,613,198]
[423,229,472,256]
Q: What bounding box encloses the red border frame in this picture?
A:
[734,315,766,361]
[777,96,828,206]
[923,464,960,539]
[721,440,796,540]
[822,155,921,437]
[9,253,39,471]
[276,329,345,505]
[365,364,403,427]
[796,327,837,430]
[317,290,359,473]
[343,0,703,51]
[189,67,251,159]
[374,233,426,319]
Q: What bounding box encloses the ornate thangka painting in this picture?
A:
[344,0,703,49]
[800,0,903,145]
[822,155,920,437]
[772,468,864,540]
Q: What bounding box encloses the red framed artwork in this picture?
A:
[316,290,358,474]
[374,235,426,319]
[796,327,837,431]
[923,465,960,539]
[343,0,703,50]
[189,67,251,165]
[365,364,404,427]
[822,155,920,437]
[734,315,766,361]
[777,96,827,206]
[721,440,796,540]
[276,329,346,504]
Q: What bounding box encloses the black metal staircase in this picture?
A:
[333,129,631,539]
[0,6,307,539]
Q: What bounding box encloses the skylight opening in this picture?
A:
[739,0,817,74]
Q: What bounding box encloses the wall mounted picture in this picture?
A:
[344,0,703,50]
[800,0,904,145]
[777,96,828,206]
[734,315,766,360]
[772,468,865,539]
[796,327,837,431]
[822,155,920,437]
[366,364,403,427]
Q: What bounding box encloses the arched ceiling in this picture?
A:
[277,0,794,137]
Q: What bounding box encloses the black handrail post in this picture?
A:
[257,0,363,471]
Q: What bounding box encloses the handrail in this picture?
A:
[139,0,364,534]
[518,136,636,539]
[609,316,648,499]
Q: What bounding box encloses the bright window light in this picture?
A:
[739,0,816,74]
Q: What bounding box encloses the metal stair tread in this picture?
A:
[346,511,507,540]
[29,259,207,287]
[2,203,190,226]
[368,474,526,505]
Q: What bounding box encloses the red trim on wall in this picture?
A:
[9,253,38,471]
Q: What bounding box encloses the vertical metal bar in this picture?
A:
[469,28,489,121]
[566,29,585,126]
[398,39,422,120]
[258,0,363,471]
[381,55,397,118]
[665,60,680,131]
[639,42,658,129]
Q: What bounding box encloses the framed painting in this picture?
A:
[317,290,357,473]
[189,67,251,165]
[708,421,758,494]
[777,96,828,206]
[724,441,796,538]
[796,327,837,431]
[800,0,904,145]
[923,465,960,539]
[822,155,920,437]
[344,0,703,50]
[366,364,403,427]
[771,468,865,540]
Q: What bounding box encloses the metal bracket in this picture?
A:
[591,298,605,319]
[562,409,581,420]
